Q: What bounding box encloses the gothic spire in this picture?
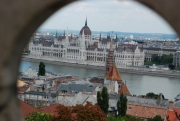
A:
[66,27,68,40]
[106,41,114,75]
[85,17,87,26]
[99,33,101,41]
[64,30,65,37]
[110,41,113,51]
[116,34,117,40]
[55,30,57,38]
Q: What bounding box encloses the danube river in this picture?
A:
[19,60,180,100]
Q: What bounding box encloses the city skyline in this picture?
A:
[39,0,176,34]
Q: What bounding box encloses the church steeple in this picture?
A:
[71,32,73,39]
[106,41,114,75]
[116,34,117,40]
[63,30,65,37]
[85,17,87,26]
[66,27,68,40]
[99,33,101,41]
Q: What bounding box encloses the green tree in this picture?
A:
[38,61,46,76]
[146,92,159,99]
[117,94,127,116]
[97,86,109,115]
[25,112,52,121]
[168,64,175,70]
[148,115,163,121]
[97,91,102,109]
[107,115,143,121]
[151,54,173,65]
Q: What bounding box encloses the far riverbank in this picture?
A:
[21,56,180,79]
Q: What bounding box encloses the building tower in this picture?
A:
[105,42,130,95]
[106,41,114,74]
[65,27,69,46]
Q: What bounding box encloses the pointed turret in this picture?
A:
[116,34,117,40]
[79,17,91,35]
[106,41,114,74]
[63,30,65,37]
[71,32,73,39]
[65,28,69,47]
[85,17,87,26]
[110,41,113,51]
[99,33,101,41]
[118,82,130,95]
[66,27,68,40]
[106,43,122,81]
[80,29,85,49]
[106,65,122,81]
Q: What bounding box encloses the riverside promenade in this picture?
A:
[21,56,180,78]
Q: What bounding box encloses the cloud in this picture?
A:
[39,0,176,34]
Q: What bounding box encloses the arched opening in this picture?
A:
[0,0,180,120]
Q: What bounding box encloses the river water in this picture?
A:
[19,60,180,100]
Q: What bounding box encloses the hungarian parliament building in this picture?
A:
[28,19,144,67]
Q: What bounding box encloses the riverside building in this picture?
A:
[29,18,144,67]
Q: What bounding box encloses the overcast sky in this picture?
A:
[39,0,176,34]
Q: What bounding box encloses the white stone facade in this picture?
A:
[29,25,144,67]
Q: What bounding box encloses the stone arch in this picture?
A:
[1,0,180,120]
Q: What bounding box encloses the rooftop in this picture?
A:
[19,100,41,117]
[127,103,167,119]
[40,104,59,116]
[56,84,96,94]
[106,65,122,81]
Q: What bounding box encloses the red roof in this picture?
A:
[19,100,41,117]
[106,65,122,81]
[40,104,60,116]
[127,103,167,119]
[118,82,130,95]
[165,108,180,121]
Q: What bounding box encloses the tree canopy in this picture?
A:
[25,112,52,121]
[97,86,109,115]
[107,115,143,121]
[38,61,46,76]
[148,115,163,121]
[146,92,159,99]
[168,64,175,70]
[117,93,127,116]
[151,54,173,65]
[51,102,107,121]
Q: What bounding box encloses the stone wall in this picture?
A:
[0,0,180,120]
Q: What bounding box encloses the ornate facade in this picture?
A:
[29,18,144,67]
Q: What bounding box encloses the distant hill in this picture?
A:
[37,29,178,39]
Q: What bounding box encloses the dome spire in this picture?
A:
[85,17,87,26]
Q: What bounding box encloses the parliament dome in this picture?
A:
[79,18,91,35]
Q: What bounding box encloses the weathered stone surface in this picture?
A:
[0,0,75,120]
[0,0,179,120]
